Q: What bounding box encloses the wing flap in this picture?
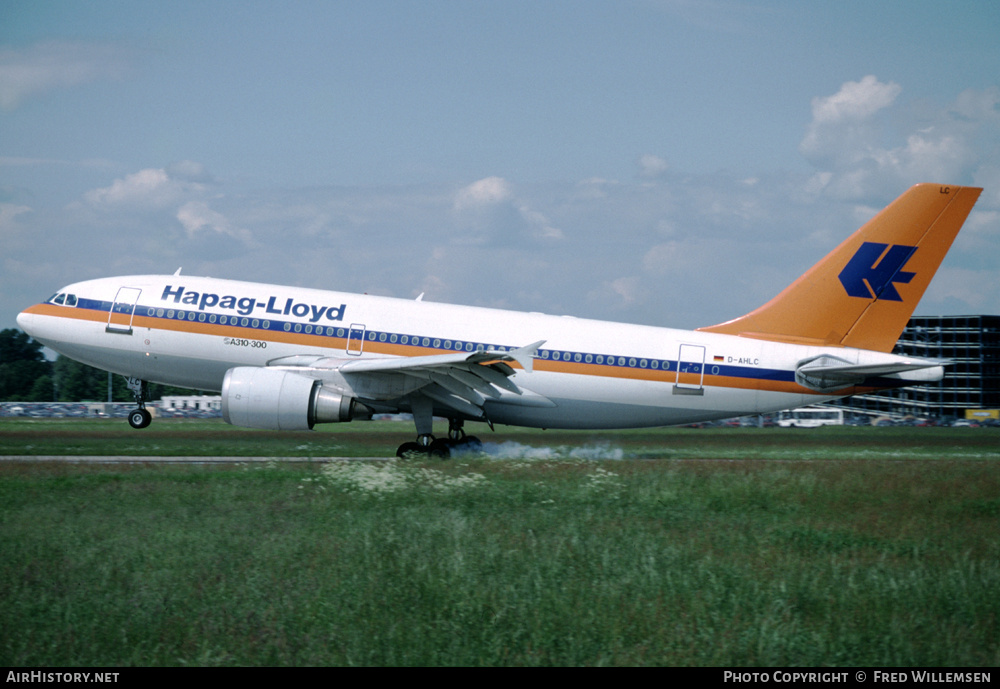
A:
[470,363,521,394]
[428,371,487,406]
[445,368,503,399]
[420,385,487,418]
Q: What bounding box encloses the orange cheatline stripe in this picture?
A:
[25,303,834,395]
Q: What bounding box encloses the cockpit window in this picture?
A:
[47,293,77,306]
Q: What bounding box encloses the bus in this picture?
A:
[776,406,844,428]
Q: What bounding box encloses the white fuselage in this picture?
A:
[17,274,922,429]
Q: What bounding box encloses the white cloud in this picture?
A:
[453,176,563,243]
[0,41,127,110]
[69,164,252,261]
[518,206,564,240]
[85,168,170,207]
[800,79,1000,200]
[810,75,901,125]
[453,176,511,211]
[887,133,969,181]
[638,154,669,179]
[83,168,207,209]
[799,76,901,168]
[610,276,641,305]
[176,201,250,241]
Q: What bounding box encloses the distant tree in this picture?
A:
[0,329,52,400]
[53,356,119,401]
[28,375,54,402]
[0,328,46,362]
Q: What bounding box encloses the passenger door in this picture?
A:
[674,343,706,395]
[106,287,142,335]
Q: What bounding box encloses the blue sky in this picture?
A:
[2,0,999,333]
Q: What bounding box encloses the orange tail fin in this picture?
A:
[698,184,982,352]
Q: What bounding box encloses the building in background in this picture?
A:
[834,315,1000,421]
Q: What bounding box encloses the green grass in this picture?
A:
[0,420,998,665]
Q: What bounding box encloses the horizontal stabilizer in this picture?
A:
[796,354,946,392]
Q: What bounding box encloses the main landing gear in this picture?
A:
[126,377,152,429]
[395,418,483,459]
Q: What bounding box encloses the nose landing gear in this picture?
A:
[126,377,152,429]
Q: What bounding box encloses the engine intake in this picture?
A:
[221,367,368,431]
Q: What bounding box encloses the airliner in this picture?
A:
[17,184,982,457]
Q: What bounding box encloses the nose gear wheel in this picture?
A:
[125,377,152,429]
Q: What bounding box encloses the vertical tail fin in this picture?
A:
[698,184,982,352]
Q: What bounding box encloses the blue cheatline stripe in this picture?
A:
[61,297,796,386]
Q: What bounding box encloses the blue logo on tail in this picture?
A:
[838,242,917,301]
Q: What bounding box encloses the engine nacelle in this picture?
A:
[221,367,366,431]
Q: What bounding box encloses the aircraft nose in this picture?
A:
[16,309,35,336]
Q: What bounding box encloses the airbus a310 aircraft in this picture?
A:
[17,184,982,457]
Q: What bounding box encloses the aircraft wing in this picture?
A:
[266,340,549,418]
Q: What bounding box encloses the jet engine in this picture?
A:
[221,367,367,431]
